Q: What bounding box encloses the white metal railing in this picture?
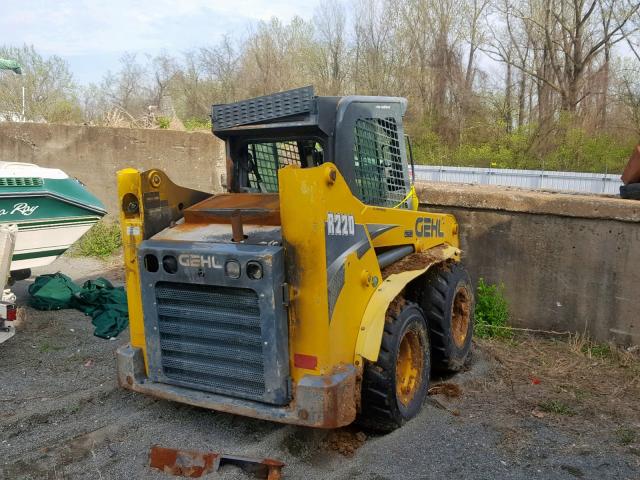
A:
[413,165,623,194]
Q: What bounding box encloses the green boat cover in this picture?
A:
[0,58,22,74]
[28,273,128,339]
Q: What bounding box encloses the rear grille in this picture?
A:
[155,282,265,401]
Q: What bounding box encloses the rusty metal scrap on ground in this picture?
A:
[149,445,284,479]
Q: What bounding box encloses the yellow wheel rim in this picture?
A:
[452,287,471,348]
[395,327,424,406]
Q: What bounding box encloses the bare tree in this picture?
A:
[464,0,490,92]
[352,0,400,95]
[488,0,640,115]
[200,35,240,102]
[101,53,151,115]
[311,0,348,95]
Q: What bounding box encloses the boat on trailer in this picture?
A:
[0,162,106,278]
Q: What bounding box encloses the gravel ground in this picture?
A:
[1,255,639,479]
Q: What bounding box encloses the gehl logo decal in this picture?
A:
[178,254,223,269]
[415,217,445,238]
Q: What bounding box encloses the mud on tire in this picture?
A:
[359,301,430,432]
[415,262,474,372]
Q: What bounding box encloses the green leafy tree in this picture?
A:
[0,44,81,122]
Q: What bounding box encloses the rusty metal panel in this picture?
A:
[117,345,358,428]
[149,445,285,479]
[184,192,281,225]
[622,145,640,185]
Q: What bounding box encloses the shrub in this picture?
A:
[73,220,122,258]
[156,116,171,129]
[184,118,212,131]
[474,278,511,338]
[410,120,633,173]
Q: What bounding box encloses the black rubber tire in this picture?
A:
[9,268,31,283]
[417,262,474,372]
[620,183,640,200]
[359,301,430,432]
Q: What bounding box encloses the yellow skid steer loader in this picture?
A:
[117,86,474,431]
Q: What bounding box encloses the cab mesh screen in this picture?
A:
[246,141,323,192]
[353,117,408,208]
[248,142,302,192]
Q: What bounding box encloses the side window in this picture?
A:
[353,117,407,207]
[245,140,323,193]
[247,142,301,192]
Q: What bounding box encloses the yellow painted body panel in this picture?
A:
[278,163,459,383]
[117,169,147,367]
[117,168,210,374]
[355,245,459,363]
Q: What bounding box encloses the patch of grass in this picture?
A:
[474,278,511,339]
[73,220,122,258]
[569,334,618,361]
[39,341,64,353]
[539,399,574,416]
[184,117,212,131]
[583,342,612,359]
[570,387,591,402]
[616,427,637,446]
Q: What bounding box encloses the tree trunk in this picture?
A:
[517,69,526,129]
[505,61,512,133]
[598,43,610,128]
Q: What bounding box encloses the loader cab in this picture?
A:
[212,86,412,208]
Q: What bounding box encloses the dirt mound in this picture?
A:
[321,429,367,457]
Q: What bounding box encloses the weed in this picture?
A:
[474,278,511,339]
[616,427,637,446]
[569,334,616,360]
[583,342,612,359]
[539,399,574,416]
[156,116,171,129]
[72,221,122,258]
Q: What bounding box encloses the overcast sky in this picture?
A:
[0,0,314,84]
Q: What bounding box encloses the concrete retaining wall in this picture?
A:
[418,183,640,345]
[0,123,224,214]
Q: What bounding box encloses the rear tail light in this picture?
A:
[0,302,16,321]
[294,353,318,370]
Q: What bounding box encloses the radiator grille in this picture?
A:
[155,282,265,401]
